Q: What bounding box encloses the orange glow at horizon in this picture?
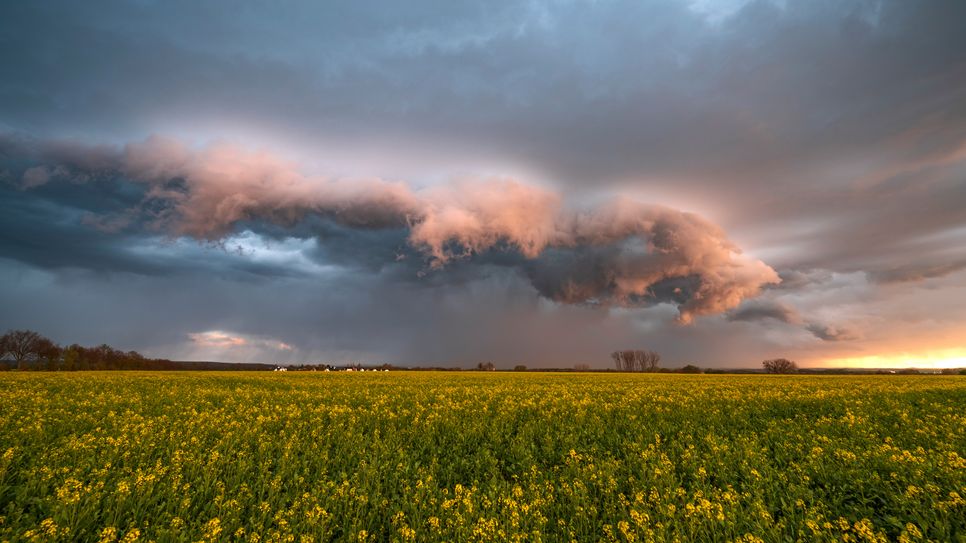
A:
[821,347,966,369]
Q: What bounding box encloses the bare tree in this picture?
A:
[612,350,635,371]
[612,351,630,371]
[762,358,798,374]
[611,350,661,372]
[1,330,47,370]
[574,363,591,372]
[638,350,661,372]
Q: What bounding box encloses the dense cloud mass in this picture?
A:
[4,135,779,323]
[2,0,965,366]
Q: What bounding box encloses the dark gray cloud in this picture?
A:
[2,0,965,366]
[805,322,864,343]
[727,299,800,324]
[867,260,966,284]
[724,295,872,343]
[0,182,325,281]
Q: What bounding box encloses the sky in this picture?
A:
[2,0,965,369]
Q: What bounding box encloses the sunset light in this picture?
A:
[824,348,966,370]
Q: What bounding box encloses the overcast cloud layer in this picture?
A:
[2,0,965,367]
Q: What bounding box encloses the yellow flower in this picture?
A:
[203,518,222,540]
[97,526,119,543]
[40,518,59,536]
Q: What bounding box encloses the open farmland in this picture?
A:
[0,373,963,542]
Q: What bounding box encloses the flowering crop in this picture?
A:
[0,372,963,542]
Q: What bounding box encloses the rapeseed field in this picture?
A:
[0,372,963,542]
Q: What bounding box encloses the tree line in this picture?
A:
[0,329,181,371]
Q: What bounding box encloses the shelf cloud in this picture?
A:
[9,135,779,323]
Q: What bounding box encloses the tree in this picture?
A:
[680,364,704,374]
[477,362,495,371]
[1,330,47,370]
[36,338,62,370]
[62,344,82,371]
[638,350,661,372]
[513,365,527,372]
[612,350,629,371]
[0,333,9,366]
[762,358,798,374]
[612,350,631,371]
[1,331,179,371]
[611,350,661,372]
[574,363,591,372]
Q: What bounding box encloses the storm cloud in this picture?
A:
[5,135,779,323]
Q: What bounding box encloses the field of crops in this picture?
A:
[0,372,963,542]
